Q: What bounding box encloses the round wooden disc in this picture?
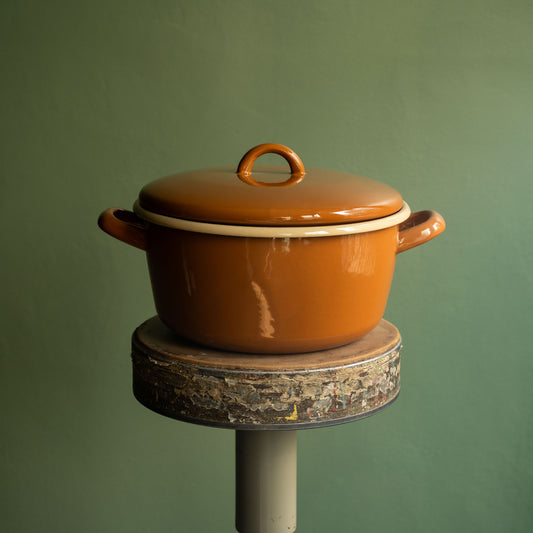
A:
[131,317,401,430]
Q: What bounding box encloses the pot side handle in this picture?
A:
[397,210,445,254]
[98,208,147,251]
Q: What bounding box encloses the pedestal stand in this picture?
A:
[131,317,401,532]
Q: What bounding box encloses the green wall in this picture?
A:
[2,1,532,531]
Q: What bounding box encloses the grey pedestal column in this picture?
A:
[236,430,297,533]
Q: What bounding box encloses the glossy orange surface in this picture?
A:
[98,207,445,353]
[138,144,403,226]
[98,143,446,354]
[397,210,445,253]
[146,225,398,353]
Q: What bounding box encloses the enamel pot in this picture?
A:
[99,143,445,354]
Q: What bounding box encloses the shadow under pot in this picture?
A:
[98,143,445,354]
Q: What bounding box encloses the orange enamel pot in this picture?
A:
[99,144,445,354]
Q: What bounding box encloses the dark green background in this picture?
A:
[2,1,532,531]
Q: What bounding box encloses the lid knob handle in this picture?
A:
[237,143,305,187]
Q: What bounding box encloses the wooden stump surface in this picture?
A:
[131,317,401,430]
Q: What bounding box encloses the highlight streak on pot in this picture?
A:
[181,248,196,297]
[342,234,376,276]
[251,281,275,338]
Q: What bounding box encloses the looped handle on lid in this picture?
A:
[237,143,305,187]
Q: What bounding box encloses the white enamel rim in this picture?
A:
[133,200,411,238]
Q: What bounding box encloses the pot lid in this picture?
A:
[137,143,404,227]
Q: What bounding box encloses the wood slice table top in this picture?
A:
[131,317,401,430]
